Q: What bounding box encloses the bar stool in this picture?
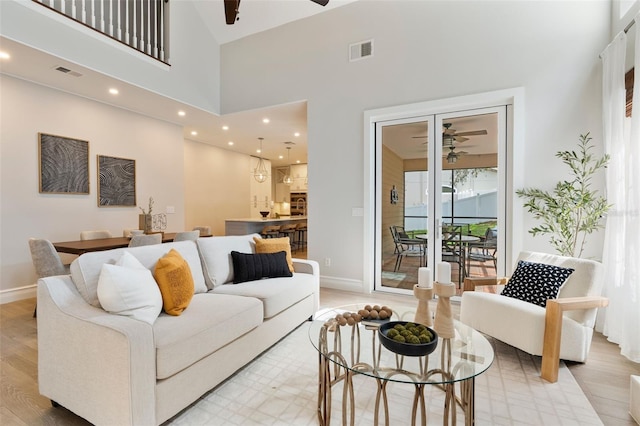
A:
[295,222,307,252]
[278,224,298,251]
[260,225,280,239]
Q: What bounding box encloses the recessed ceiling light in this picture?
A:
[296,160,301,164]
[279,155,284,159]
[109,88,119,95]
[262,118,270,124]
[0,51,11,60]
[191,131,198,136]
[228,141,234,146]
[257,149,262,153]
[178,110,186,117]
[294,132,300,137]
[222,125,229,130]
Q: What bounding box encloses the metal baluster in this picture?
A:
[132,0,137,50]
[146,0,151,54]
[71,0,76,20]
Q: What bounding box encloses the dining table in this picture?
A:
[53,233,180,255]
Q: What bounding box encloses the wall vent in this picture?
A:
[54,66,82,77]
[349,39,373,62]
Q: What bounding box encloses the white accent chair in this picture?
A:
[460,251,608,383]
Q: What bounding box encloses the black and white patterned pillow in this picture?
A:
[501,260,575,307]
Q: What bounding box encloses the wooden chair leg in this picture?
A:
[541,300,562,383]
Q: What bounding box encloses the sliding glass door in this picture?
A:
[376,107,506,293]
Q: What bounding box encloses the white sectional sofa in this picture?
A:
[37,234,319,425]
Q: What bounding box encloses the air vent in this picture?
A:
[349,39,373,62]
[54,66,82,77]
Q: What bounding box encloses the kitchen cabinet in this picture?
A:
[290,164,308,191]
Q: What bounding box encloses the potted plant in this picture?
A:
[516,133,611,258]
[138,196,154,233]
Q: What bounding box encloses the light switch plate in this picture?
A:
[166,206,175,214]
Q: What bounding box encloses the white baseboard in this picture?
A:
[0,284,36,304]
[320,276,364,293]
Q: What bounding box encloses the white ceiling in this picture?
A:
[0,1,356,167]
[0,0,496,168]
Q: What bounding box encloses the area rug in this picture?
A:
[167,324,602,426]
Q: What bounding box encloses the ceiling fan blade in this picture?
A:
[443,128,457,135]
[224,0,240,25]
[453,136,469,142]
[454,130,487,136]
[310,0,330,5]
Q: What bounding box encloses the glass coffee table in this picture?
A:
[309,303,494,426]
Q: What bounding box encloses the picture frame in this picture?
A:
[38,133,90,194]
[97,155,136,207]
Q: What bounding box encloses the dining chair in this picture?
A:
[441,226,466,287]
[173,230,200,242]
[80,230,113,240]
[193,226,212,237]
[28,238,71,317]
[468,227,498,270]
[128,234,162,247]
[390,226,425,272]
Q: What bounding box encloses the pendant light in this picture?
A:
[253,138,268,183]
[283,147,293,186]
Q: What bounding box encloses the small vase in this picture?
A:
[139,214,152,234]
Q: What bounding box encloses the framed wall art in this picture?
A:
[97,155,136,207]
[38,133,90,194]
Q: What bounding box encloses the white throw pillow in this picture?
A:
[97,251,163,325]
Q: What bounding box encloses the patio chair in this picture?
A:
[390,226,425,271]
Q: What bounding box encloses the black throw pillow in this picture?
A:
[501,260,575,307]
[231,251,293,284]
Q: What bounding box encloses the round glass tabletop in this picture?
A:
[308,303,494,385]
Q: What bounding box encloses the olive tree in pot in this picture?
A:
[516,133,611,258]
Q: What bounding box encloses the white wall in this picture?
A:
[0,0,220,114]
[183,139,254,236]
[220,1,610,290]
[0,75,185,300]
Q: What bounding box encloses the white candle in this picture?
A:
[436,262,451,284]
[418,267,432,288]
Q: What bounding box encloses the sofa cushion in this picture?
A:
[153,293,263,380]
[71,241,207,308]
[231,251,293,283]
[154,249,195,316]
[211,272,315,319]
[97,251,163,324]
[253,236,294,272]
[501,260,574,307]
[197,234,260,288]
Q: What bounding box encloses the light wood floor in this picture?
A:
[1,291,638,425]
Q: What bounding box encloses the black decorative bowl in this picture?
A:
[259,211,270,218]
[378,321,438,357]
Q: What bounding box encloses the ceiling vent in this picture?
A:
[54,66,82,77]
[349,39,373,62]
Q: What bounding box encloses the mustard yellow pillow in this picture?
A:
[153,249,194,316]
[253,237,294,272]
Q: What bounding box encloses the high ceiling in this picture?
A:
[0,1,357,167]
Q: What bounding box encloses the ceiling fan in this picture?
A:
[444,145,467,164]
[413,122,488,146]
[224,0,330,25]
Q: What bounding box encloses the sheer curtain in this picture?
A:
[599,17,640,363]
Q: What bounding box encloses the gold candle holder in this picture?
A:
[413,284,434,327]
